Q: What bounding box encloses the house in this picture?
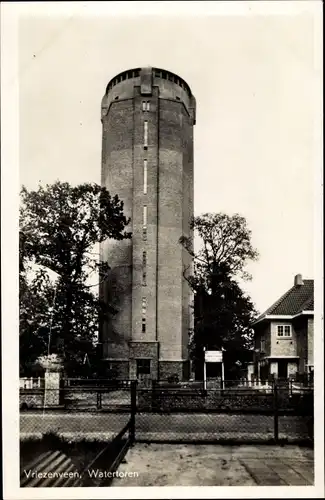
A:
[252,274,314,380]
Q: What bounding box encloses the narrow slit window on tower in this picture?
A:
[142,297,146,333]
[143,205,147,240]
[143,160,148,194]
[142,251,147,286]
[142,101,150,112]
[144,120,148,148]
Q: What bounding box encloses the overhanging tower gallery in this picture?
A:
[100,67,196,381]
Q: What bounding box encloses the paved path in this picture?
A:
[112,444,314,486]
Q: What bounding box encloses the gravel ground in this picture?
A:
[112,443,314,486]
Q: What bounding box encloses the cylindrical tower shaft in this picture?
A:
[100,67,196,381]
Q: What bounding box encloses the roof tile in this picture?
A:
[255,279,313,322]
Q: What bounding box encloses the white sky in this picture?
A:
[1,4,324,498]
[17,3,321,314]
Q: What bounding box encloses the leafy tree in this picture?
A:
[19,181,131,375]
[19,268,55,376]
[181,213,259,380]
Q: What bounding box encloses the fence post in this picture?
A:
[273,380,279,443]
[97,390,102,410]
[130,380,137,445]
[152,379,156,411]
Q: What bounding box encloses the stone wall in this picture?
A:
[159,361,186,381]
[20,390,44,409]
[129,341,159,380]
[44,371,61,406]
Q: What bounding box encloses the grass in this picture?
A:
[20,431,110,472]
[20,430,132,487]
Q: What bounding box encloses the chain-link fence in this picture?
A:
[20,379,313,445]
[136,381,313,444]
[20,380,137,487]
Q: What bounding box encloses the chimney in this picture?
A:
[294,274,303,287]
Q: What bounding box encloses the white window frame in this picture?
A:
[143,206,147,228]
[143,160,148,194]
[144,120,148,148]
[276,324,292,338]
[142,101,150,112]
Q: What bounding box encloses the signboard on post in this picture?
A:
[205,350,223,363]
[203,349,225,390]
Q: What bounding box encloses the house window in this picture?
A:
[136,359,151,376]
[142,251,147,286]
[143,160,148,194]
[144,121,148,148]
[277,325,292,337]
[260,338,265,352]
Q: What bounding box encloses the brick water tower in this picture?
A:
[100,67,196,381]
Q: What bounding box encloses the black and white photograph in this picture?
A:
[1,1,323,498]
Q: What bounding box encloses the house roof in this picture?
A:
[254,278,314,325]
